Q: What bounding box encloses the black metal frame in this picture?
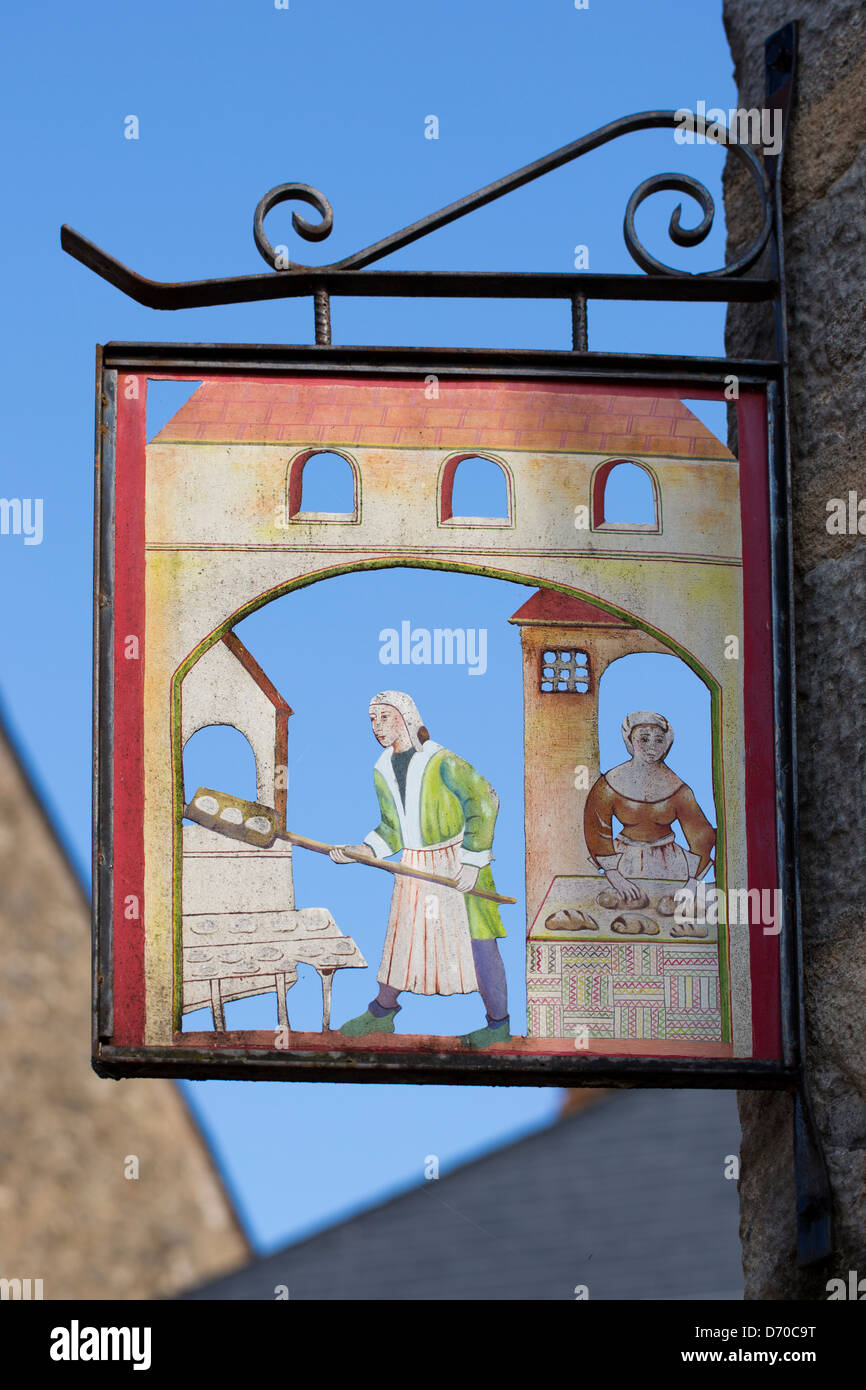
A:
[71,22,830,1262]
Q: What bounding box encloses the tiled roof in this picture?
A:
[154,378,733,458]
[180,1089,743,1302]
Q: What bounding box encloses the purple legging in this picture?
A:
[374,939,508,1022]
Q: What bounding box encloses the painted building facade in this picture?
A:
[134,374,749,1056]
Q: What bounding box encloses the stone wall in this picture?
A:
[0,717,249,1299]
[722,0,866,1298]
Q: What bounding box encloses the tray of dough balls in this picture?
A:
[529,875,718,942]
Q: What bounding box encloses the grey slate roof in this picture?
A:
[182,1088,743,1301]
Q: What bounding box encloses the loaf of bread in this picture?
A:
[610,914,660,936]
[544,908,599,932]
[597,887,649,910]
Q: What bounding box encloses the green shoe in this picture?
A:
[339,1007,399,1038]
[458,1017,511,1050]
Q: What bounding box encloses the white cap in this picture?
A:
[369,690,426,751]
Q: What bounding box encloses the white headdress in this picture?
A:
[369,690,426,751]
[621,710,673,757]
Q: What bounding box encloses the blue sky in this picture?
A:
[0,0,740,1253]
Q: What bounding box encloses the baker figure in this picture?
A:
[330,691,509,1050]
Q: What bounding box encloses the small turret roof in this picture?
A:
[508,589,631,626]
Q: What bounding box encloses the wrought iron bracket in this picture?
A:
[63,109,777,350]
[759,20,833,1270]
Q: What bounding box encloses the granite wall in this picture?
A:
[722,0,866,1298]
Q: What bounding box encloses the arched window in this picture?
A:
[287,449,359,522]
[440,454,512,526]
[182,724,258,811]
[597,651,715,852]
[591,459,659,531]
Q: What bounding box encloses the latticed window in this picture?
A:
[540,649,589,693]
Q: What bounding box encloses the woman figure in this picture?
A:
[583,710,715,906]
[329,691,509,1049]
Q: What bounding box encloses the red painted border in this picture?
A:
[109,372,781,1060]
[287,451,305,518]
[737,387,781,1059]
[439,454,459,521]
[112,375,147,1044]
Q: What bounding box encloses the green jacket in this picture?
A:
[364,741,505,940]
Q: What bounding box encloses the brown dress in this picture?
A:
[584,775,715,880]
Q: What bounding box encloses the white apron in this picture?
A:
[377,836,478,995]
[614,832,699,881]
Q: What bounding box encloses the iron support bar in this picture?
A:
[795,1092,833,1267]
[760,20,833,1269]
[313,287,331,345]
[93,352,115,1043]
[99,340,783,385]
[94,1041,799,1090]
[60,230,777,311]
[571,294,588,352]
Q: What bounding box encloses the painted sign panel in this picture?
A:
[94,349,791,1085]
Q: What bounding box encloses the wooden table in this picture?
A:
[182,906,366,1031]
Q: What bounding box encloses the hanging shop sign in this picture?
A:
[91,346,794,1089]
[60,34,808,1103]
[68,21,832,1266]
